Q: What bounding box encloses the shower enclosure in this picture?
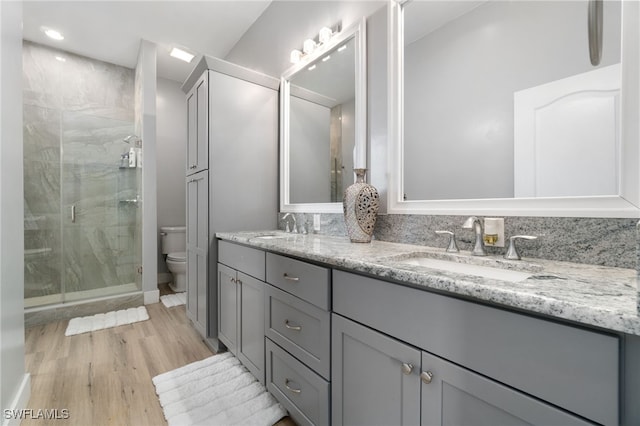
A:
[24,108,143,308]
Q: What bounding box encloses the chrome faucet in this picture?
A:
[462,216,487,256]
[282,213,297,233]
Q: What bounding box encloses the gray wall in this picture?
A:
[156,77,187,273]
[1,0,28,413]
[403,0,622,200]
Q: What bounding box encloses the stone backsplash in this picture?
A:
[279,212,639,270]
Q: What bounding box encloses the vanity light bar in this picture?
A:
[289,24,340,64]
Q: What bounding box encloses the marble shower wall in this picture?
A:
[23,41,139,301]
[278,212,638,269]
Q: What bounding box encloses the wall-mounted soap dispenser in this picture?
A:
[483,218,505,247]
[128,147,136,168]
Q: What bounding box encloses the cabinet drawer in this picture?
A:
[266,253,330,310]
[265,284,331,379]
[266,338,330,426]
[333,270,619,426]
[218,240,265,280]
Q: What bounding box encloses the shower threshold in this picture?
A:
[25,282,140,309]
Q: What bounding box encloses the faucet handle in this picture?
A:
[504,235,537,260]
[435,230,459,253]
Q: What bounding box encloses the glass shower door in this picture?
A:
[60,111,141,303]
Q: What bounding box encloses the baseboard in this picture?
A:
[157,272,172,284]
[205,336,223,354]
[144,289,159,305]
[2,373,31,426]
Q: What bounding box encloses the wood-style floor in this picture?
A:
[23,288,295,426]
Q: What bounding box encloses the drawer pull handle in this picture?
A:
[283,273,300,282]
[284,320,302,331]
[285,379,301,394]
[421,371,434,384]
[401,363,413,375]
[189,164,197,169]
[230,278,236,283]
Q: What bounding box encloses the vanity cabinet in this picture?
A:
[182,55,278,350]
[264,253,332,426]
[333,270,619,426]
[333,314,593,426]
[185,170,208,337]
[217,241,267,383]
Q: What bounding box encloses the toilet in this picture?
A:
[160,226,186,293]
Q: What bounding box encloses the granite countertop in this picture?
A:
[216,231,640,336]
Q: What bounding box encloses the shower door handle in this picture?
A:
[71,205,76,223]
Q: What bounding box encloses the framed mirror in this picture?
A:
[388,0,640,217]
[280,19,367,213]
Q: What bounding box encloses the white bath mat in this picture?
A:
[64,306,149,336]
[161,292,186,308]
[152,352,287,426]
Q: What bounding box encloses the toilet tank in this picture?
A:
[160,226,186,254]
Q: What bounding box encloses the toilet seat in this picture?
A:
[167,251,186,262]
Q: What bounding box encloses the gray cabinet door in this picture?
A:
[332,314,421,426]
[237,272,265,384]
[421,351,593,426]
[186,170,208,337]
[217,263,238,354]
[186,72,208,176]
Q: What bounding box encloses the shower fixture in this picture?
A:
[123,135,142,146]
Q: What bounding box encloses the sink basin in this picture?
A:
[251,233,290,240]
[390,253,535,283]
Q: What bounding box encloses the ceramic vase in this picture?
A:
[343,168,379,243]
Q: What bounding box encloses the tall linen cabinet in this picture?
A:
[182,56,279,351]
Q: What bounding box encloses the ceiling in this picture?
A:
[404,1,486,45]
[22,1,273,83]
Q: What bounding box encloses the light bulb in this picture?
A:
[319,27,333,44]
[303,39,316,55]
[290,49,303,64]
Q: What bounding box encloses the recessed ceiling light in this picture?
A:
[41,27,64,41]
[308,65,316,71]
[170,47,195,63]
[338,45,347,52]
[55,56,66,62]
[322,55,331,62]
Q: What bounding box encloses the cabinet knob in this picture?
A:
[189,164,197,169]
[285,379,302,394]
[284,320,302,331]
[420,370,434,384]
[401,363,413,375]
